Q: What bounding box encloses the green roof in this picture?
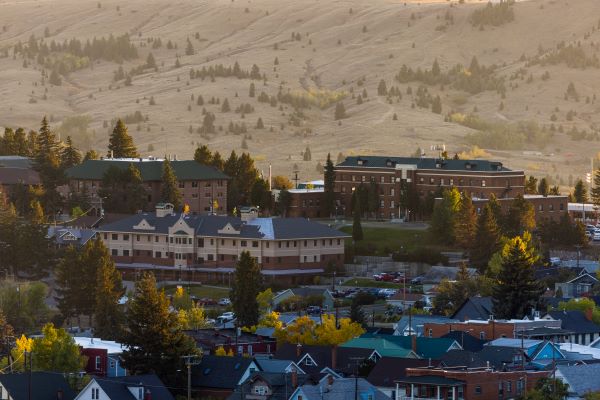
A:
[359,333,459,359]
[66,159,229,181]
[340,338,418,358]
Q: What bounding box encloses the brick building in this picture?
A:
[96,203,347,283]
[0,156,40,205]
[65,158,229,214]
[397,367,549,400]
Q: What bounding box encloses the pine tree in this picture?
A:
[454,195,477,249]
[525,176,538,194]
[194,145,213,165]
[429,188,461,245]
[34,116,64,215]
[61,136,81,169]
[538,178,549,197]
[249,82,255,98]
[591,169,600,207]
[352,197,363,241]
[431,95,442,114]
[504,194,535,237]
[221,98,230,112]
[377,80,388,96]
[146,52,156,69]
[122,272,198,386]
[492,234,544,319]
[323,153,336,218]
[185,38,194,56]
[350,298,366,327]
[255,117,264,129]
[573,179,588,203]
[334,102,346,120]
[55,246,82,324]
[107,119,139,158]
[160,158,182,210]
[230,251,262,327]
[470,203,501,272]
[93,239,124,340]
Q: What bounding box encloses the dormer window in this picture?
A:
[386,159,393,167]
[357,159,364,166]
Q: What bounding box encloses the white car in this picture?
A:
[218,298,231,306]
[594,231,600,241]
[217,312,235,323]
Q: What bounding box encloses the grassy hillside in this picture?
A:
[1,0,599,189]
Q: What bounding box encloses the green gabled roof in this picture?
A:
[66,159,229,181]
[340,338,418,358]
[360,333,459,359]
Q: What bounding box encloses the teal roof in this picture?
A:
[337,156,511,172]
[66,159,229,181]
[359,333,459,359]
[340,338,417,358]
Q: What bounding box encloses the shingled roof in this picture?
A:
[0,372,76,400]
[337,156,511,172]
[66,159,229,181]
[87,374,174,400]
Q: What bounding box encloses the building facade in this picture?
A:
[65,158,229,214]
[96,204,347,283]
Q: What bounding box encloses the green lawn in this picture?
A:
[340,226,428,255]
[163,284,230,300]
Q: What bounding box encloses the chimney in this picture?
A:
[291,368,298,388]
[296,343,302,358]
[144,389,152,400]
[585,308,593,321]
[411,334,417,354]
[56,390,63,400]
[331,345,337,370]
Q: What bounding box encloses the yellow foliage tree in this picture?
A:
[274,314,364,346]
[6,335,33,372]
[215,346,227,356]
[256,288,274,313]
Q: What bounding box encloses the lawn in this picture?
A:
[162,284,230,300]
[340,226,429,256]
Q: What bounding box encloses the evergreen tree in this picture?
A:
[352,197,364,241]
[107,119,139,158]
[525,176,538,194]
[492,234,544,319]
[350,298,366,327]
[98,163,146,213]
[454,195,477,249]
[538,178,549,197]
[255,117,264,129]
[61,136,81,168]
[334,102,346,120]
[504,194,535,237]
[591,169,600,207]
[55,246,81,323]
[122,272,198,385]
[377,80,388,96]
[429,188,461,245]
[230,251,262,327]
[160,158,182,210]
[431,95,442,114]
[146,52,157,69]
[276,189,291,217]
[34,116,64,216]
[573,179,588,203]
[211,151,225,170]
[185,38,194,56]
[84,149,99,161]
[323,153,336,217]
[193,145,213,165]
[470,204,501,272]
[250,179,272,211]
[249,82,255,98]
[93,239,124,340]
[221,98,230,112]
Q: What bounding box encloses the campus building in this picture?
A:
[96,203,347,283]
[65,158,229,214]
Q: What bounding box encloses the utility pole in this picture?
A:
[182,355,201,400]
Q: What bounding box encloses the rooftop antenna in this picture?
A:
[293,167,300,189]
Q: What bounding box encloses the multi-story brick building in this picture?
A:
[96,203,347,283]
[65,158,229,214]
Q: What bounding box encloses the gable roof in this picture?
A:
[566,273,599,284]
[254,358,305,374]
[88,374,174,400]
[0,372,76,400]
[357,334,460,359]
[546,310,600,334]
[192,355,255,389]
[439,350,487,369]
[66,159,229,181]
[394,315,456,336]
[340,337,418,358]
[336,156,510,172]
[557,363,600,395]
[227,371,312,400]
[274,344,375,375]
[451,296,494,321]
[440,331,487,352]
[366,357,430,387]
[476,346,524,370]
[292,377,389,400]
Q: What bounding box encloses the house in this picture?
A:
[340,337,419,359]
[65,158,230,214]
[556,363,600,399]
[558,342,600,361]
[396,366,549,400]
[75,374,173,400]
[0,156,40,204]
[191,355,260,399]
[97,204,348,283]
[451,296,494,321]
[0,372,76,400]
[544,310,600,345]
[440,332,487,352]
[47,226,97,248]
[186,328,277,356]
[73,337,127,377]
[555,273,599,298]
[254,357,306,375]
[393,315,456,337]
[227,371,311,400]
[290,377,390,400]
[366,357,430,400]
[273,287,336,311]
[438,350,487,369]
[352,334,462,360]
[386,293,426,311]
[483,338,565,370]
[420,266,477,292]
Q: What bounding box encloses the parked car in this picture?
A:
[198,297,217,306]
[306,306,322,315]
[549,257,561,266]
[218,298,231,306]
[593,231,600,241]
[217,312,235,324]
[411,276,424,285]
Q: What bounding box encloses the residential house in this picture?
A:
[420,266,477,292]
[555,363,600,399]
[555,273,599,298]
[273,287,336,311]
[47,227,97,248]
[0,156,40,204]
[290,377,390,400]
[544,310,600,345]
[350,334,461,360]
[186,328,277,356]
[451,297,494,321]
[191,355,260,399]
[97,204,348,283]
[386,293,426,311]
[340,337,419,359]
[0,372,76,400]
[367,357,430,400]
[440,331,487,352]
[393,315,456,337]
[75,374,173,400]
[226,371,311,400]
[73,337,127,377]
[65,158,229,214]
[558,342,600,361]
[396,366,549,400]
[438,350,487,369]
[483,338,565,370]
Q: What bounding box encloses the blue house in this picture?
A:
[290,377,390,400]
[485,338,565,370]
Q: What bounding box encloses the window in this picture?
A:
[207,254,214,261]
[304,357,315,366]
[254,386,267,395]
[123,250,129,256]
[252,241,259,248]
[178,182,185,188]
[136,235,140,241]
[198,239,204,247]
[475,386,482,395]
[111,249,118,256]
[450,179,454,186]
[361,175,366,182]
[428,329,433,337]
[192,193,198,198]
[539,204,544,211]
[220,254,225,261]
[92,388,100,399]
[480,331,486,340]
[192,181,198,188]
[155,236,159,242]
[304,256,307,262]
[103,233,107,240]
[440,178,445,186]
[380,176,385,183]
[109,360,116,369]
[95,356,102,370]
[123,234,129,241]
[241,240,247,247]
[506,381,512,393]
[221,239,225,245]
[155,251,161,258]
[482,180,486,187]
[111,234,118,240]
[314,240,317,246]
[549,204,554,211]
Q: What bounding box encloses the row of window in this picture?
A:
[177,180,225,189]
